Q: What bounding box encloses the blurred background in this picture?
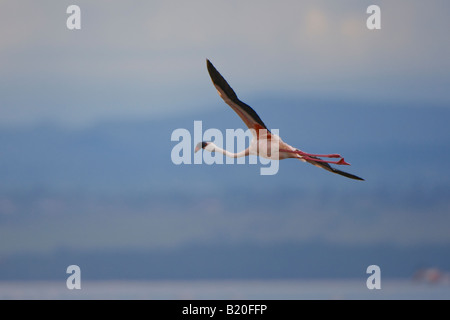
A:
[0,0,449,298]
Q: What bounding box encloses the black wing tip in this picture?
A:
[334,169,365,181]
[307,157,365,181]
[205,58,269,130]
[206,59,215,75]
[206,59,220,80]
[205,59,239,100]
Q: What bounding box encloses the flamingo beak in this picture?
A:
[194,142,203,153]
[195,141,208,153]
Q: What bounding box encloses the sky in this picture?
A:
[0,1,449,282]
[0,0,449,127]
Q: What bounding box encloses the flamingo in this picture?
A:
[195,59,364,181]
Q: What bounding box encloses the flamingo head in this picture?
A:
[194,141,210,153]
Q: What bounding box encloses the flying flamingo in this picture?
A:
[195,59,364,181]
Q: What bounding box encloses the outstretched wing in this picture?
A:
[306,157,364,181]
[206,59,269,132]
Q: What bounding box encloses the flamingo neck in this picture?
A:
[206,143,248,158]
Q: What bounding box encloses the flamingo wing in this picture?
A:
[305,156,364,181]
[206,59,269,132]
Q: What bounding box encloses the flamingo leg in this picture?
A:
[297,152,341,158]
[301,155,350,165]
[279,149,350,165]
[280,149,341,158]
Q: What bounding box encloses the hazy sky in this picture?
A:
[0,1,450,266]
[1,0,449,127]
